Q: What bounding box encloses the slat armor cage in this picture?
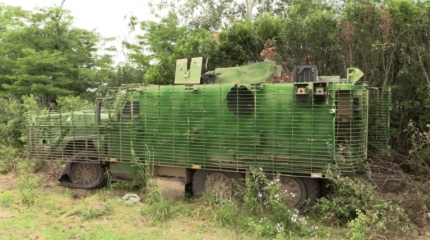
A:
[27,61,391,179]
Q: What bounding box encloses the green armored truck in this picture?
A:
[27,57,390,208]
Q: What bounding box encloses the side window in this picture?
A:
[122,101,140,115]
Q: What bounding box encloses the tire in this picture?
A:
[68,162,106,189]
[192,170,210,196]
[302,178,320,206]
[192,170,243,199]
[59,151,106,190]
[280,176,308,209]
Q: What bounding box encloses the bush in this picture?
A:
[17,174,40,206]
[310,167,410,238]
[0,94,93,174]
[0,146,21,173]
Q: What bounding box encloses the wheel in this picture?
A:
[59,150,106,190]
[204,172,235,199]
[280,176,307,209]
[302,178,320,206]
[192,170,243,199]
[69,162,106,189]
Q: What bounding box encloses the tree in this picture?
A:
[0,5,115,103]
[123,13,219,85]
[147,0,291,31]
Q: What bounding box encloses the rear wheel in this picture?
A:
[303,178,320,205]
[279,177,321,209]
[280,176,307,209]
[192,170,243,199]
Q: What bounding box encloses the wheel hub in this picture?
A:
[280,177,303,208]
[205,172,233,198]
[71,163,100,185]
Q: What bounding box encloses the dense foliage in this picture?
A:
[0,4,115,103]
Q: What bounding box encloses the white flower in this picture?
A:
[290,214,298,223]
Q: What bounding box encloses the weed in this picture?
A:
[197,224,208,234]
[40,199,66,217]
[0,192,12,207]
[104,169,142,193]
[174,204,193,218]
[140,181,173,223]
[110,181,141,192]
[80,201,111,220]
[17,174,39,206]
[215,198,238,227]
[130,145,174,223]
[139,197,173,223]
[81,205,101,219]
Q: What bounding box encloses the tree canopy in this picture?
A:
[0,4,114,104]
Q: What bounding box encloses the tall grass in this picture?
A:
[131,144,175,223]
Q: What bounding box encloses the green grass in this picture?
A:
[0,174,243,240]
[0,172,352,240]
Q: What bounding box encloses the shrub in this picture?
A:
[17,174,40,206]
[347,210,371,240]
[310,167,410,238]
[0,146,21,173]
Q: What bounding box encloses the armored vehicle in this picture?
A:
[27,57,390,208]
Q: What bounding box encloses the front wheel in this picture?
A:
[68,162,106,189]
[59,151,106,189]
